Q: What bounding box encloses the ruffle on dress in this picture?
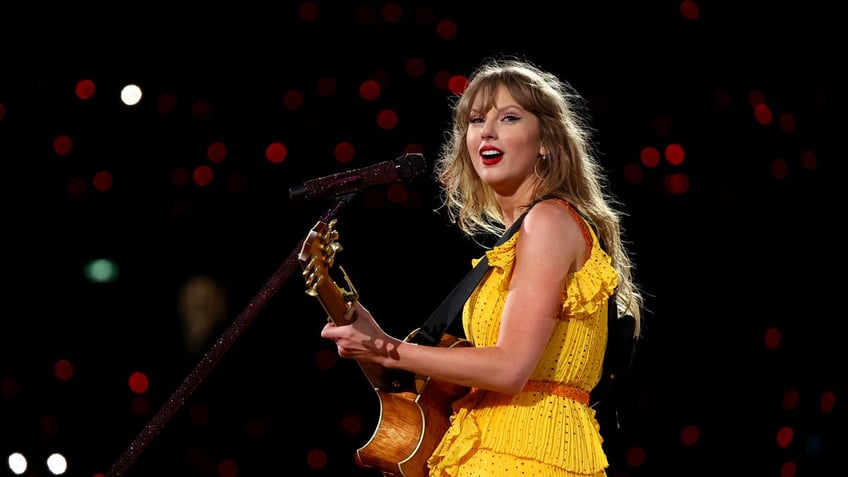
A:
[474,232,618,319]
[427,388,486,476]
[482,234,517,270]
[561,240,618,319]
[427,387,610,475]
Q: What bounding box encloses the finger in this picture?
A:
[320,323,336,338]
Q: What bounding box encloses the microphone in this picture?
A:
[288,153,427,201]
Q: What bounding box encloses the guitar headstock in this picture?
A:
[298,219,359,325]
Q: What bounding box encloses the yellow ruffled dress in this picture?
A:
[427,204,617,477]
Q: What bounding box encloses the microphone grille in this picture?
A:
[397,153,427,180]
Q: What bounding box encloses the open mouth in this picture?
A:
[481,150,503,165]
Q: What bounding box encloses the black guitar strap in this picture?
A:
[409,212,528,346]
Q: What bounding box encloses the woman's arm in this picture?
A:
[321,201,587,394]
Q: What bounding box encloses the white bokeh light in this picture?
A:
[46,453,68,475]
[7,452,27,475]
[120,83,143,106]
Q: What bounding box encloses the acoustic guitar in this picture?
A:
[299,219,470,477]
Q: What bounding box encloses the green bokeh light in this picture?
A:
[84,258,119,283]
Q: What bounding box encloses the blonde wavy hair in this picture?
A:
[434,56,643,332]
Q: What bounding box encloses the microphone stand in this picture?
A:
[105,193,356,477]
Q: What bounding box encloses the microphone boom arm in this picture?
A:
[289,153,427,201]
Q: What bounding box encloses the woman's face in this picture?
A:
[466,84,545,197]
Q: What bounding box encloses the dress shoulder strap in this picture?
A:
[533,196,596,252]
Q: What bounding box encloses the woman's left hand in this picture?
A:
[320,302,401,362]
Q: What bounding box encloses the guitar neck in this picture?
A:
[299,220,416,393]
[312,282,414,392]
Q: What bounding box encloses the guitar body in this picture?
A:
[299,220,471,477]
[357,334,470,477]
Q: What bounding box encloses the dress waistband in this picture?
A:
[522,380,590,404]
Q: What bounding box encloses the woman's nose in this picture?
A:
[481,122,495,139]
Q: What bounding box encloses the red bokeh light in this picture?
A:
[382,2,403,22]
[782,389,799,411]
[93,170,113,192]
[680,0,700,20]
[435,19,458,40]
[306,448,328,470]
[377,109,399,130]
[53,135,73,156]
[283,90,305,110]
[386,182,408,204]
[447,74,468,95]
[779,461,797,477]
[754,103,773,125]
[662,172,690,195]
[770,158,789,180]
[680,424,700,446]
[820,391,836,413]
[75,79,96,100]
[299,1,320,21]
[341,412,364,435]
[54,359,74,381]
[640,147,661,168]
[776,426,794,448]
[207,141,227,163]
[193,165,214,186]
[128,371,149,394]
[764,327,782,350]
[218,459,239,477]
[405,57,427,78]
[334,142,356,163]
[778,112,796,133]
[664,143,685,166]
[625,446,646,467]
[266,142,288,164]
[360,80,381,101]
[191,99,212,121]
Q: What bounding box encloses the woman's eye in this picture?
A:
[469,116,483,124]
[502,114,520,122]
